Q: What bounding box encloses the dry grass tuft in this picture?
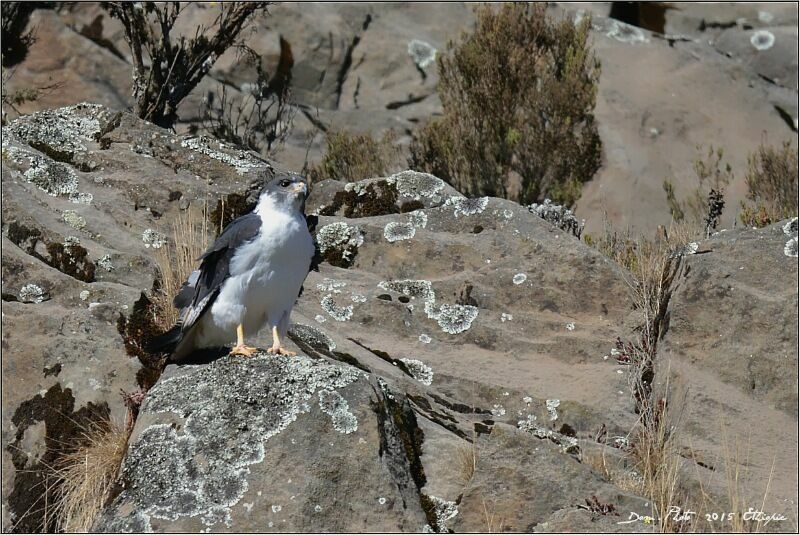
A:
[582,447,645,495]
[481,497,506,533]
[455,439,478,485]
[152,204,210,330]
[691,428,783,533]
[52,420,129,533]
[629,384,686,533]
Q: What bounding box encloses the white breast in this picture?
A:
[203,200,314,344]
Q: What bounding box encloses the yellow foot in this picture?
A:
[229,344,258,357]
[267,346,296,356]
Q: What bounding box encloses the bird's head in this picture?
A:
[259,173,309,213]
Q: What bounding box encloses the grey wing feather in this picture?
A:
[173,269,200,309]
[176,212,263,332]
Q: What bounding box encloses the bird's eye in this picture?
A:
[279,180,291,188]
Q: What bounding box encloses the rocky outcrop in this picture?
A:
[0,104,278,532]
[2,105,797,531]
[4,4,797,237]
[656,220,799,513]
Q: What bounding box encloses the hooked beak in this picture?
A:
[291,181,308,198]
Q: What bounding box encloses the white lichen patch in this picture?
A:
[316,222,364,262]
[390,170,445,200]
[783,218,798,236]
[428,495,458,532]
[424,301,479,335]
[80,290,90,301]
[784,237,798,257]
[517,415,579,454]
[321,295,354,321]
[5,103,104,155]
[350,293,367,303]
[384,221,416,242]
[407,39,437,69]
[501,313,513,322]
[758,10,774,23]
[684,242,699,255]
[70,192,93,205]
[750,29,775,51]
[318,389,358,434]
[565,322,575,331]
[408,210,428,229]
[271,504,282,513]
[522,396,533,404]
[491,404,506,417]
[546,399,560,421]
[512,273,527,285]
[97,254,114,271]
[399,358,433,386]
[529,199,585,238]
[142,229,167,249]
[317,278,346,294]
[378,497,387,505]
[315,314,327,323]
[418,333,431,344]
[180,135,266,172]
[19,283,46,303]
[613,436,631,450]
[4,146,80,196]
[64,236,81,247]
[517,414,537,433]
[378,279,435,302]
[380,278,478,334]
[606,20,649,44]
[444,196,489,217]
[62,210,86,230]
[108,354,364,531]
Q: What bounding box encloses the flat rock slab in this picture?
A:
[658,220,798,514]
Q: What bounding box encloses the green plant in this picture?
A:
[409,3,601,207]
[307,129,403,183]
[740,140,798,228]
[104,1,270,128]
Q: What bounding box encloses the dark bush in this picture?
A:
[104,2,269,128]
[409,3,601,207]
[201,36,295,156]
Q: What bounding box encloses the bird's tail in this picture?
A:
[145,324,183,355]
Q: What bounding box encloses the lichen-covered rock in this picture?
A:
[93,353,436,532]
[1,104,282,532]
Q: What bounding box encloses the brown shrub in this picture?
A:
[740,140,798,228]
[409,3,601,207]
[307,130,403,183]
